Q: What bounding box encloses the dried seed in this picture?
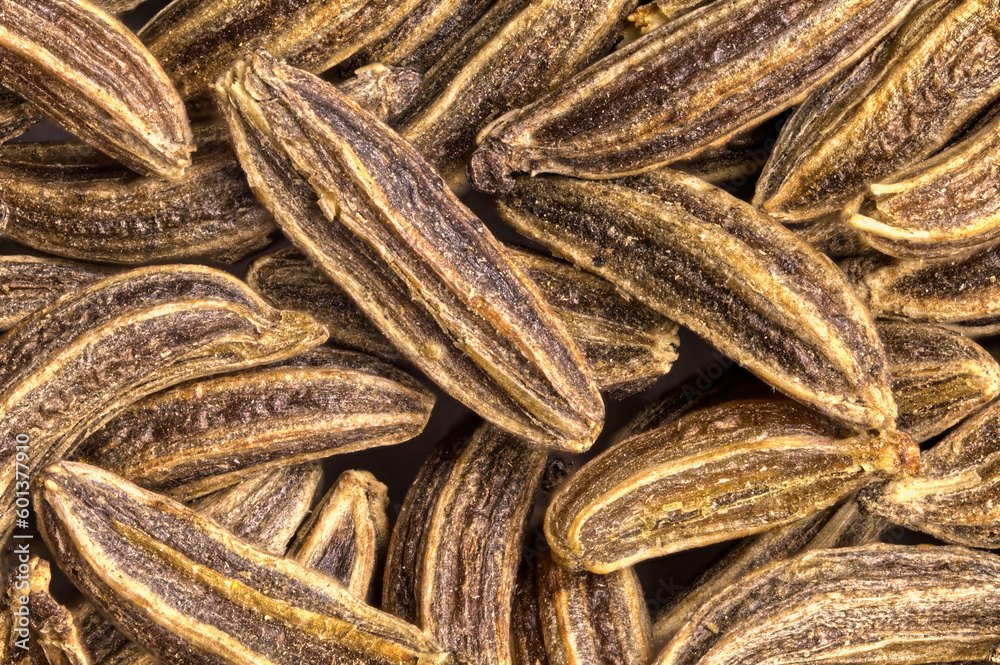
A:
[0,265,327,545]
[467,0,919,193]
[791,213,874,260]
[847,106,1000,258]
[398,0,637,189]
[72,347,433,500]
[348,0,499,73]
[337,64,424,126]
[0,0,193,178]
[35,461,455,665]
[214,51,603,451]
[544,399,918,574]
[860,396,1000,549]
[537,552,651,665]
[510,558,550,665]
[496,170,895,430]
[383,422,547,665]
[0,125,276,265]
[880,321,1000,443]
[140,0,426,100]
[0,87,38,144]
[656,544,1000,665]
[756,0,1000,222]
[844,247,1000,337]
[288,470,389,601]
[0,256,112,331]
[27,558,88,665]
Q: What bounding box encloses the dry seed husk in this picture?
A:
[467,0,919,193]
[0,125,276,265]
[0,265,328,545]
[847,105,1000,258]
[35,461,455,665]
[214,51,603,451]
[0,256,113,331]
[860,396,1000,549]
[627,0,708,35]
[544,399,919,574]
[0,0,194,178]
[880,321,1000,443]
[29,558,89,665]
[755,0,1000,222]
[349,0,499,73]
[656,544,1000,665]
[791,213,874,259]
[398,0,637,189]
[510,558,549,665]
[76,462,325,665]
[536,552,651,665]
[73,347,433,500]
[0,87,38,145]
[288,470,389,601]
[139,0,426,99]
[496,170,895,431]
[844,248,1000,337]
[337,64,424,126]
[383,422,547,665]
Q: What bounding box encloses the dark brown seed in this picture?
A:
[0,256,112,331]
[510,557,550,665]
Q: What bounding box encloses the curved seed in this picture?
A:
[383,423,547,665]
[537,553,651,665]
[544,399,918,574]
[656,544,1000,665]
[848,107,1000,258]
[73,347,433,500]
[0,256,113,331]
[0,265,327,545]
[756,0,1000,222]
[0,0,193,178]
[496,170,895,430]
[399,0,636,189]
[35,461,455,665]
[140,0,425,99]
[467,0,918,193]
[511,558,550,665]
[845,247,1000,336]
[288,470,389,601]
[880,321,1000,443]
[349,0,499,73]
[860,396,1000,549]
[214,51,603,451]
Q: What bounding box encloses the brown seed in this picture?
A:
[383,422,547,665]
[28,558,89,665]
[468,0,919,193]
[214,51,603,451]
[496,170,895,430]
[0,265,327,546]
[35,461,455,665]
[0,0,194,178]
[510,557,550,665]
[544,399,918,574]
[0,256,112,331]
[756,0,1000,222]
[72,347,434,500]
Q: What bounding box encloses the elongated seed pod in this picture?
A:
[0,265,327,546]
[880,321,1000,443]
[0,126,275,264]
[496,170,895,430]
[140,0,426,99]
[860,397,1000,549]
[545,399,919,574]
[288,470,389,601]
[35,461,455,665]
[399,0,636,189]
[656,544,1000,665]
[214,51,603,451]
[76,462,324,665]
[756,0,1000,222]
[845,248,1000,336]
[0,88,38,144]
[467,0,919,193]
[73,347,433,500]
[536,553,651,665]
[511,558,550,665]
[350,0,498,73]
[383,423,547,665]
[0,256,112,331]
[0,0,193,178]
[847,107,1000,258]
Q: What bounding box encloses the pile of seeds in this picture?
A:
[2,0,1000,662]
